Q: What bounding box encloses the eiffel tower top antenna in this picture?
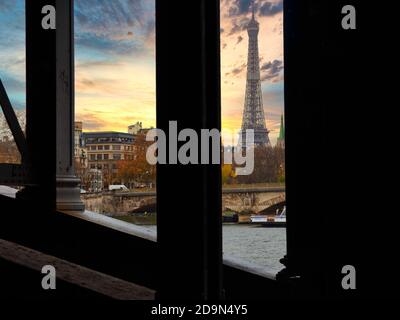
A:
[251,0,255,20]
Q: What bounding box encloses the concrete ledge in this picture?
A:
[62,210,157,242]
[223,255,278,280]
[0,185,18,198]
[0,239,155,300]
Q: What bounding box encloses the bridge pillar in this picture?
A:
[55,0,84,212]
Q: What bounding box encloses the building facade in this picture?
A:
[82,132,135,188]
[87,169,103,192]
[74,121,87,171]
[74,121,83,157]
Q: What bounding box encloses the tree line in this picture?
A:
[222,145,285,185]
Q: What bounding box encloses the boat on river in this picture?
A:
[250,207,286,227]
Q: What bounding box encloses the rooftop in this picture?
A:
[82,132,134,145]
[82,131,134,138]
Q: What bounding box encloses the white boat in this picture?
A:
[250,206,286,227]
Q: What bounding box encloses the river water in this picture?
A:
[223,224,286,274]
[133,222,286,275]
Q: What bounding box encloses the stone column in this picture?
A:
[55,0,84,212]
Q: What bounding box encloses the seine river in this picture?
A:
[223,224,286,274]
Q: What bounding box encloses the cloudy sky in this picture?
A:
[0,0,25,111]
[0,0,284,144]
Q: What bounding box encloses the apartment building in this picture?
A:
[82,132,135,187]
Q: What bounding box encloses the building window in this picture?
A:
[103,154,109,160]
[98,145,103,150]
[97,154,102,160]
[104,145,110,150]
[90,154,96,161]
[112,145,121,151]
[113,154,121,160]
[90,146,96,151]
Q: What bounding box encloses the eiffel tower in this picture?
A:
[239,2,270,147]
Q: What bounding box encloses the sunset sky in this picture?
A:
[0,0,284,144]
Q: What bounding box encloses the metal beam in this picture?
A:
[0,164,32,186]
[0,79,28,160]
[16,0,57,206]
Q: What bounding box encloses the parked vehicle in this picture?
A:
[109,185,129,191]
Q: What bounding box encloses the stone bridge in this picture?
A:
[222,187,285,213]
[81,187,285,215]
[82,191,156,215]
